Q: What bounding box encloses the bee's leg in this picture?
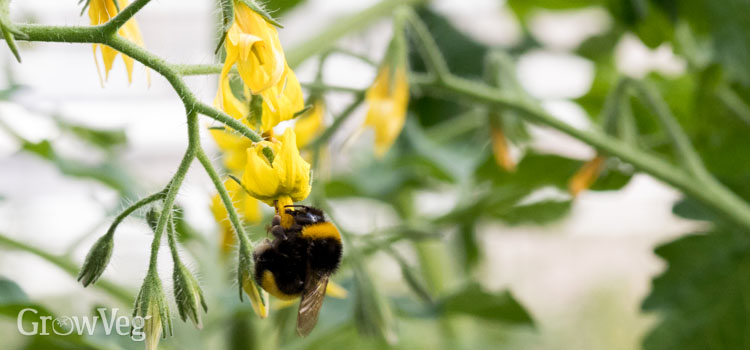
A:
[271,224,287,240]
[272,214,281,227]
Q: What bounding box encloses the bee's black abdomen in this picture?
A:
[306,237,343,275]
[253,238,309,296]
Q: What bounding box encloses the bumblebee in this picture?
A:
[253,205,343,336]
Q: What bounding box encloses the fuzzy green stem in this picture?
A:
[105,190,167,238]
[195,148,254,256]
[146,113,198,272]
[102,0,152,35]
[13,25,262,143]
[0,233,132,303]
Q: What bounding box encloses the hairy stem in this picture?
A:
[146,112,198,272]
[195,148,254,256]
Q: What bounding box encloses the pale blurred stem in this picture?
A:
[145,112,198,273]
[402,8,450,81]
[305,93,365,150]
[716,84,750,125]
[195,147,254,256]
[423,76,750,231]
[0,233,132,304]
[627,79,713,182]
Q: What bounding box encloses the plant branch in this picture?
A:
[145,112,198,272]
[402,8,450,81]
[102,0,152,35]
[13,25,262,143]
[305,93,365,150]
[421,75,750,231]
[105,189,167,238]
[195,147,254,256]
[628,79,712,181]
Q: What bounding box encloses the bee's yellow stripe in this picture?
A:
[261,270,300,300]
[300,222,341,241]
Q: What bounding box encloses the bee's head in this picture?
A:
[284,205,326,225]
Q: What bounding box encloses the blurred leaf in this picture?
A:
[642,230,750,350]
[488,199,571,226]
[440,283,534,325]
[20,140,136,197]
[506,0,594,23]
[60,123,127,152]
[352,261,398,344]
[0,277,28,304]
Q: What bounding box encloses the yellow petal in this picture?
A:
[230,2,286,94]
[242,277,270,319]
[490,124,515,172]
[364,66,410,157]
[295,100,325,148]
[241,129,311,206]
[325,281,348,299]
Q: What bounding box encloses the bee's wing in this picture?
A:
[296,271,329,337]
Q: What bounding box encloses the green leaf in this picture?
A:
[21,140,136,197]
[62,123,127,151]
[440,283,534,325]
[487,200,572,226]
[0,277,28,305]
[642,230,750,350]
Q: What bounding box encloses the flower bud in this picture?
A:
[133,272,172,350]
[77,233,114,287]
[568,155,607,197]
[173,263,208,329]
[238,246,269,318]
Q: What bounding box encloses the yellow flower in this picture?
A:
[490,124,515,172]
[294,99,325,148]
[259,67,305,132]
[220,1,286,95]
[242,272,269,318]
[568,155,606,197]
[241,128,311,206]
[211,179,261,255]
[88,0,147,84]
[364,66,410,157]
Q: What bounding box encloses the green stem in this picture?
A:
[166,213,181,264]
[285,0,429,68]
[195,147,254,256]
[14,25,262,143]
[628,79,712,181]
[301,82,365,95]
[105,190,167,238]
[305,93,365,150]
[0,233,132,303]
[426,76,750,231]
[102,0,152,35]
[402,8,450,80]
[146,113,198,272]
[717,84,750,126]
[172,63,222,76]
